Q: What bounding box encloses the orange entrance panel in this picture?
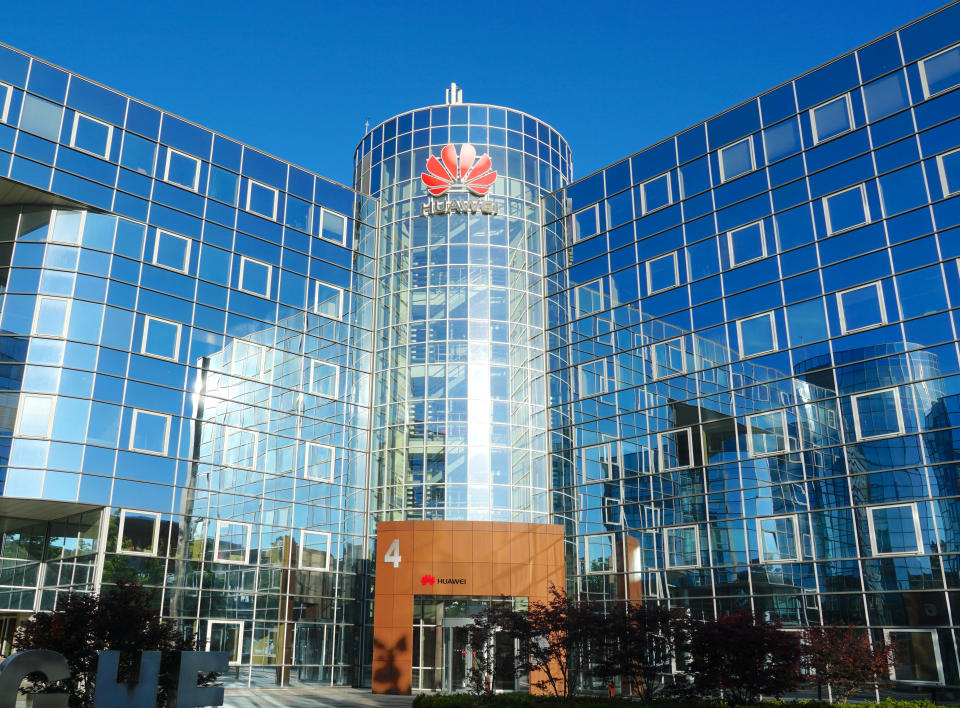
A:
[371,520,565,695]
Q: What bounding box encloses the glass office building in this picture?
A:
[0,1,959,692]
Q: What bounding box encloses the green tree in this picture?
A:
[801,625,897,704]
[687,610,801,704]
[13,580,213,708]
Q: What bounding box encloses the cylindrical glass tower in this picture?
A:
[354,87,571,523]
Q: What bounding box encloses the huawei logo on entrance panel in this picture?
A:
[421,144,497,197]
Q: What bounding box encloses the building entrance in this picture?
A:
[412,596,528,693]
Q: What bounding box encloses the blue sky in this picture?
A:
[3,0,947,187]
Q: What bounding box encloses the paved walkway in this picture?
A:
[223,687,413,708]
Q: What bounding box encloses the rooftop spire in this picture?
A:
[445,82,463,105]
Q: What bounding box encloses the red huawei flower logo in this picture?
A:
[420,573,436,586]
[421,144,497,197]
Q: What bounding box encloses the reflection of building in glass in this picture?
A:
[1,3,960,690]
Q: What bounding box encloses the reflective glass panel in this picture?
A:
[72,114,111,158]
[130,410,168,454]
[811,95,852,142]
[119,511,157,554]
[719,138,753,181]
[759,517,798,561]
[239,257,270,296]
[854,389,901,439]
[300,531,330,570]
[871,505,918,554]
[824,186,868,234]
[739,312,776,356]
[728,222,765,265]
[921,45,960,97]
[142,317,178,359]
[839,283,884,332]
[165,149,199,190]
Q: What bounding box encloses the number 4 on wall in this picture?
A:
[384,538,401,568]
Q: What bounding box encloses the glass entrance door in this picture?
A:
[442,620,473,693]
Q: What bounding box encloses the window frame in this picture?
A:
[575,278,605,317]
[883,629,944,684]
[737,310,778,357]
[919,42,960,100]
[299,530,332,571]
[116,509,161,556]
[868,502,922,556]
[837,281,886,334]
[32,295,72,337]
[718,136,756,183]
[48,209,86,244]
[726,220,767,266]
[304,441,335,481]
[651,335,688,379]
[222,427,262,471]
[639,172,673,215]
[228,340,266,380]
[213,520,252,565]
[659,427,694,471]
[128,409,171,455]
[205,620,244,665]
[581,442,616,483]
[319,208,348,245]
[646,251,679,294]
[152,229,191,273]
[585,533,616,574]
[851,387,904,441]
[163,148,201,192]
[308,359,339,399]
[756,514,800,563]
[665,525,700,569]
[810,93,854,145]
[238,255,273,297]
[14,394,55,439]
[746,409,790,457]
[69,111,113,159]
[0,82,11,123]
[245,178,279,220]
[140,315,181,361]
[571,203,600,242]
[936,147,960,198]
[823,183,870,235]
[314,280,344,319]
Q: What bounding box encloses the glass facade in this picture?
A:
[0,1,958,691]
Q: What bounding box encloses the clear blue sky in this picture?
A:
[3,0,948,187]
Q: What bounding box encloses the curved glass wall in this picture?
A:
[355,103,571,523]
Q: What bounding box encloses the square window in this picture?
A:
[727,221,766,266]
[885,630,943,684]
[747,410,788,456]
[838,281,885,333]
[652,336,687,378]
[245,179,278,220]
[640,173,672,214]
[141,316,180,360]
[20,94,63,141]
[129,409,170,455]
[70,112,112,159]
[229,340,265,379]
[33,296,71,337]
[582,443,615,482]
[304,442,334,481]
[163,148,200,191]
[666,526,699,568]
[309,360,338,398]
[223,427,261,470]
[758,516,799,562]
[869,504,920,555]
[852,388,903,440]
[920,43,960,99]
[572,205,599,242]
[659,428,693,470]
[586,535,615,573]
[300,530,331,570]
[578,361,607,397]
[737,311,777,357]
[153,230,191,273]
[214,521,250,564]
[810,94,853,143]
[937,148,960,197]
[315,281,343,319]
[718,137,755,182]
[238,256,272,297]
[646,252,678,293]
[15,395,55,438]
[207,621,243,664]
[823,184,870,234]
[575,279,604,317]
[117,510,160,555]
[0,82,11,123]
[320,209,346,244]
[49,210,84,244]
